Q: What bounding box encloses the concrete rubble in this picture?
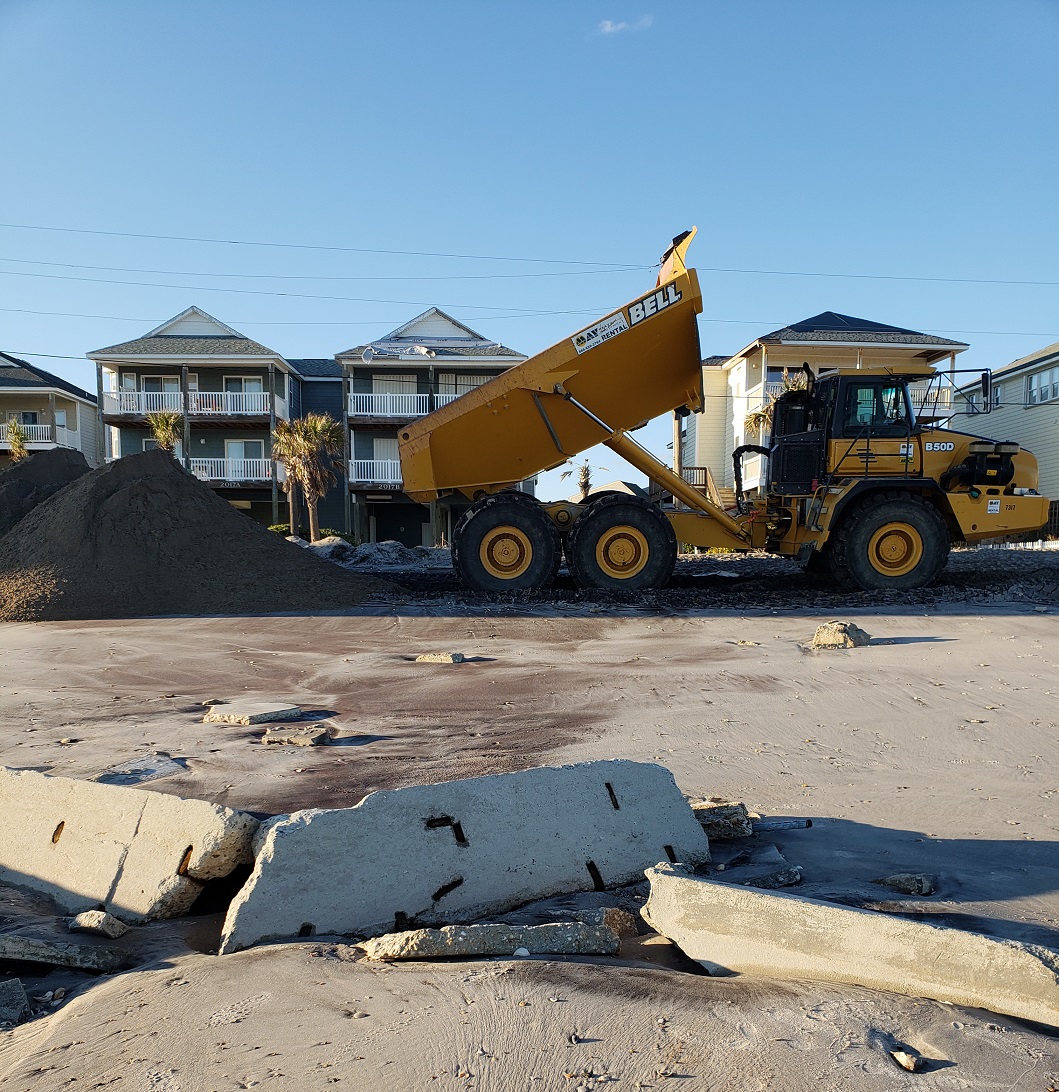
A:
[873,872,938,896]
[202,700,303,725]
[360,908,637,961]
[0,934,125,974]
[0,766,259,922]
[220,760,710,954]
[68,910,129,939]
[811,620,872,648]
[642,864,1059,1028]
[0,979,29,1026]
[260,725,331,746]
[687,798,754,839]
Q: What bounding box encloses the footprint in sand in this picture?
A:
[206,993,270,1027]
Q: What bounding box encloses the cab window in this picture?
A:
[841,382,910,437]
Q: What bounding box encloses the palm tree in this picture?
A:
[560,457,607,500]
[145,411,184,455]
[6,419,29,462]
[272,413,344,542]
[743,369,807,441]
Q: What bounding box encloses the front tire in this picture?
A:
[566,494,677,591]
[829,492,949,591]
[452,492,560,593]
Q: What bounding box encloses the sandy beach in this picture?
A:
[1,575,1058,1088]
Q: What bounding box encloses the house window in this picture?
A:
[438,374,487,396]
[142,376,180,393]
[18,412,39,426]
[224,376,264,394]
[225,440,264,461]
[54,409,67,428]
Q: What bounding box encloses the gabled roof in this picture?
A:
[992,340,1059,379]
[0,351,96,402]
[337,307,524,361]
[89,306,283,359]
[759,312,967,349]
[702,355,730,368]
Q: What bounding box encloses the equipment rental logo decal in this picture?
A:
[572,312,629,355]
[629,283,682,326]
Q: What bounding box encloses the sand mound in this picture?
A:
[0,450,395,621]
[0,448,90,538]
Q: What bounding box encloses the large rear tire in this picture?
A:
[829,491,949,591]
[452,492,560,593]
[566,494,677,591]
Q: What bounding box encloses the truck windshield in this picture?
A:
[842,382,911,436]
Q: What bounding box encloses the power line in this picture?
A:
[0,221,639,268]
[0,268,605,314]
[2,220,1057,287]
[1,304,1055,340]
[0,256,650,283]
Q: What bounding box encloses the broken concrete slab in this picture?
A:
[0,979,28,1026]
[642,865,1059,1029]
[688,799,754,840]
[811,621,872,649]
[414,652,465,663]
[873,872,937,896]
[202,700,302,725]
[68,910,128,939]
[0,766,258,922]
[360,909,634,961]
[0,934,125,974]
[260,724,331,747]
[220,760,709,954]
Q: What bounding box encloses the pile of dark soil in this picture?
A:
[0,448,90,537]
[0,450,394,621]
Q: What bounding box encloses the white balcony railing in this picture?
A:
[102,391,273,415]
[909,383,953,416]
[348,392,430,417]
[349,459,402,485]
[189,392,271,415]
[433,393,460,408]
[0,423,53,443]
[190,458,275,482]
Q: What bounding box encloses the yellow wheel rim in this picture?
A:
[479,525,533,580]
[867,522,923,577]
[595,525,650,580]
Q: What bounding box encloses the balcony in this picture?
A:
[909,382,953,419]
[190,458,277,483]
[0,422,54,443]
[348,392,430,417]
[349,459,402,485]
[102,391,276,416]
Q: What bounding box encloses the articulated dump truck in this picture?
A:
[399,229,1050,593]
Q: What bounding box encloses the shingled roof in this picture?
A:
[0,352,96,402]
[288,358,342,379]
[760,312,967,349]
[337,307,524,361]
[89,335,280,357]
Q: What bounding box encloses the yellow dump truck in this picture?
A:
[399,230,1050,593]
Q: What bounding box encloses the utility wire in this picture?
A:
[0,222,638,268]
[2,220,1057,286]
[0,268,601,314]
[0,256,651,282]
[1,304,1054,340]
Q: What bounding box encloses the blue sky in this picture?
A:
[2,0,1057,495]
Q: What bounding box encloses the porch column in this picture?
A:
[95,364,105,466]
[342,363,352,536]
[47,392,56,444]
[269,362,279,524]
[180,365,191,471]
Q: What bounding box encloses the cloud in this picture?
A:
[599,16,653,34]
